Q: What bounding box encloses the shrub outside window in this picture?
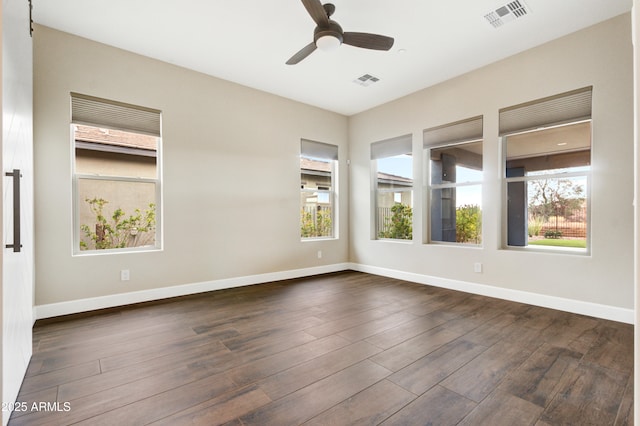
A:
[72,93,162,254]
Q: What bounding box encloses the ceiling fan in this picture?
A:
[286,0,395,65]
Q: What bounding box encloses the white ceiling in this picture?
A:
[32,0,632,116]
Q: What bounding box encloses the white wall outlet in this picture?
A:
[474,262,483,273]
[317,250,322,259]
[120,269,130,281]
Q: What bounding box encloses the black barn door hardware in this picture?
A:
[5,169,22,252]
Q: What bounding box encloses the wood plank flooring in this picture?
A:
[8,271,634,425]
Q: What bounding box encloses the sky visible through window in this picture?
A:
[377,155,412,178]
[454,166,482,207]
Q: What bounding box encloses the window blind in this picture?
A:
[423,116,483,147]
[371,134,412,160]
[71,92,161,137]
[499,86,592,136]
[301,139,338,160]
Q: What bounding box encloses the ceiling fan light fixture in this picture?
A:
[316,34,341,51]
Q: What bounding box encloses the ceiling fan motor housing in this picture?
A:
[314,20,344,45]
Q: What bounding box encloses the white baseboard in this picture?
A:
[34,262,634,324]
[34,263,350,320]
[348,263,634,324]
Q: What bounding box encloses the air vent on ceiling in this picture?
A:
[353,74,380,87]
[484,0,530,28]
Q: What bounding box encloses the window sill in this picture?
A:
[427,241,483,249]
[375,238,414,244]
[73,246,163,257]
[503,245,590,256]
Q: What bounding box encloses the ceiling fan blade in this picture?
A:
[343,32,395,51]
[286,42,317,65]
[301,0,329,27]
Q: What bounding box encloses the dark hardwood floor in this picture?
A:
[9,271,634,425]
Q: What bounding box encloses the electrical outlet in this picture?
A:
[474,262,483,273]
[317,250,322,259]
[120,269,130,281]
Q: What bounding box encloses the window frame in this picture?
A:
[423,116,484,246]
[300,139,338,240]
[501,124,591,254]
[499,87,593,254]
[71,94,163,255]
[371,135,414,241]
[426,139,484,246]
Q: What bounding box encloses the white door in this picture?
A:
[2,1,34,425]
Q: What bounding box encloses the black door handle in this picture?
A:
[5,169,22,252]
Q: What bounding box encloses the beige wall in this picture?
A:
[34,25,349,305]
[349,13,634,309]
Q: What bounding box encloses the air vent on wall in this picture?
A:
[484,0,530,28]
[353,74,380,87]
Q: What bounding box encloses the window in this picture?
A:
[300,139,338,239]
[425,116,483,245]
[372,135,413,240]
[501,87,592,251]
[72,93,162,253]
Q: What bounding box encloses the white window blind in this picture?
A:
[371,134,412,159]
[499,87,592,136]
[423,116,483,147]
[301,139,338,160]
[71,92,161,137]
